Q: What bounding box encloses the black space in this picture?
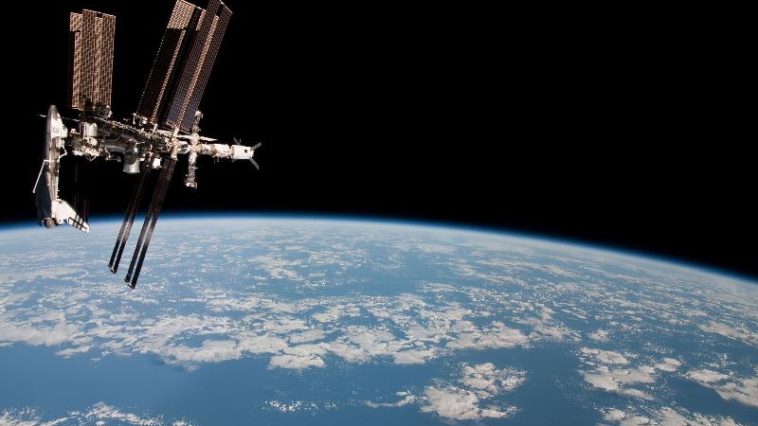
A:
[3,1,755,279]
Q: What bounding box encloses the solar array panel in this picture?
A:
[68,9,116,111]
[137,1,203,123]
[137,0,232,133]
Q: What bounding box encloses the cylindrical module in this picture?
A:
[195,143,254,160]
[122,144,140,174]
[184,150,198,188]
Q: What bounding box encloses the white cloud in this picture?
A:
[602,406,740,426]
[366,362,525,421]
[324,326,408,363]
[268,354,325,370]
[0,322,84,347]
[419,283,458,293]
[403,322,449,344]
[365,391,416,408]
[84,402,162,426]
[699,321,758,346]
[588,329,609,342]
[250,255,304,281]
[0,402,197,426]
[459,363,525,397]
[686,369,729,383]
[447,321,529,350]
[264,400,319,413]
[288,329,327,344]
[323,340,369,363]
[686,369,758,408]
[312,305,358,323]
[420,386,516,421]
[654,357,682,372]
[55,345,91,358]
[516,312,578,342]
[236,333,288,355]
[579,347,629,365]
[282,343,328,358]
[0,408,50,426]
[581,365,656,400]
[164,339,240,364]
[0,266,80,282]
[38,418,69,426]
[578,348,672,400]
[714,377,758,408]
[602,408,627,422]
[261,317,309,334]
[417,305,472,322]
[392,348,436,365]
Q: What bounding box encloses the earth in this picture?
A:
[0,217,756,425]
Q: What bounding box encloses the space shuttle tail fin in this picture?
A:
[52,199,90,233]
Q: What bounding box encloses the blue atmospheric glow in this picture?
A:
[3,213,754,285]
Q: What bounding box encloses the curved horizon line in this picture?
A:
[1,212,756,285]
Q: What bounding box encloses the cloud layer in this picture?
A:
[686,369,758,408]
[602,406,740,426]
[0,402,188,426]
[1,219,756,423]
[578,347,683,400]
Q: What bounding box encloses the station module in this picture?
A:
[33,0,261,288]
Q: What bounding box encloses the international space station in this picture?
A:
[33,0,260,287]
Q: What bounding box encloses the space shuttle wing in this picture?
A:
[52,199,90,233]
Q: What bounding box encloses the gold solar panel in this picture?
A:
[137,0,203,123]
[138,0,232,133]
[68,9,116,112]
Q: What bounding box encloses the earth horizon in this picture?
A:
[0,216,756,425]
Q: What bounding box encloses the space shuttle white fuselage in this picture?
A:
[33,105,90,233]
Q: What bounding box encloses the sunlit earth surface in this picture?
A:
[0,217,756,425]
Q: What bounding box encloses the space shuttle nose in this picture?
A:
[48,105,60,120]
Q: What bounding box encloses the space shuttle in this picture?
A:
[33,105,90,233]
